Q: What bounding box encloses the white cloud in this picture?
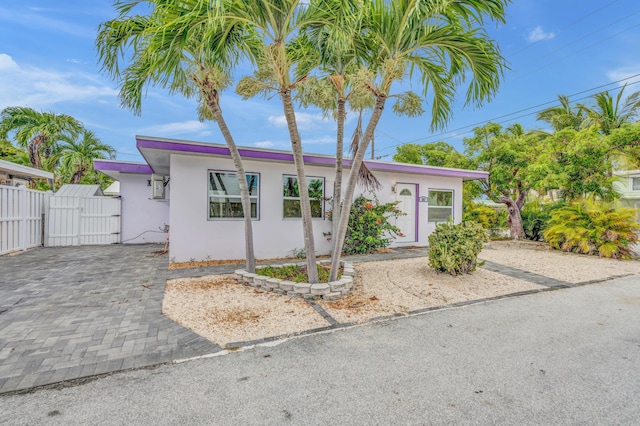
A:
[0,53,19,71]
[253,141,276,148]
[140,120,208,135]
[268,112,330,130]
[0,54,117,109]
[607,66,640,86]
[525,26,555,43]
[304,136,336,145]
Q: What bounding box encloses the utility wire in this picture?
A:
[375,75,640,155]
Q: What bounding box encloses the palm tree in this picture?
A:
[233,0,333,283]
[97,0,260,272]
[537,94,585,132]
[579,85,640,136]
[297,0,376,257]
[327,0,508,280]
[0,106,82,170]
[54,130,115,184]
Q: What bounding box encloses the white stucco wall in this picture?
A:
[119,173,170,244]
[169,153,463,262]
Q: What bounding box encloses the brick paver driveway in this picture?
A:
[0,245,220,393]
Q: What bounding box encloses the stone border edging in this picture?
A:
[234,260,355,301]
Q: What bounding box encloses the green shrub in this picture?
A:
[543,198,640,259]
[428,221,488,276]
[521,200,566,241]
[327,194,404,255]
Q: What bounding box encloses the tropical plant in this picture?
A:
[543,198,640,259]
[463,202,507,231]
[537,94,585,133]
[233,0,334,283]
[428,220,488,276]
[327,0,508,281]
[0,106,82,170]
[97,0,260,272]
[579,85,640,136]
[0,139,29,166]
[520,199,565,241]
[53,130,115,184]
[327,194,404,255]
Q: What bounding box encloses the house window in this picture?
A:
[208,171,259,219]
[428,190,453,223]
[632,177,640,191]
[283,176,324,218]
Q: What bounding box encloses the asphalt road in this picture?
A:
[1,276,639,425]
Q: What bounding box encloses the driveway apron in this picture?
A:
[0,245,220,393]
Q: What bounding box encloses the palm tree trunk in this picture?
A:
[29,136,45,169]
[205,93,256,273]
[280,89,319,284]
[329,95,387,281]
[330,98,346,259]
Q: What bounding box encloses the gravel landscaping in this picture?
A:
[162,241,640,347]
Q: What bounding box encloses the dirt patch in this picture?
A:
[162,275,329,346]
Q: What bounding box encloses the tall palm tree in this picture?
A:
[97,0,261,272]
[54,130,115,184]
[0,106,82,170]
[579,85,640,136]
[233,0,333,283]
[327,0,508,280]
[297,0,376,257]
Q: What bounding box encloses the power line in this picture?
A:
[375,74,640,155]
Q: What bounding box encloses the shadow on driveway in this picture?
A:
[0,245,220,393]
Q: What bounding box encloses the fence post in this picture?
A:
[18,185,27,251]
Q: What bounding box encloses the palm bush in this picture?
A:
[521,199,566,241]
[463,202,507,232]
[543,199,640,259]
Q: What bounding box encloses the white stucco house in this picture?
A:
[614,169,640,222]
[95,136,488,262]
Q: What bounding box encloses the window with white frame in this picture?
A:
[427,190,453,222]
[283,175,324,218]
[632,177,640,191]
[208,171,259,219]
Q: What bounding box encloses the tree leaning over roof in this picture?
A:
[96,0,260,272]
[327,0,509,280]
[0,106,82,170]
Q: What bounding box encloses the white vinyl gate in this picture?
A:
[47,195,121,246]
[0,185,50,255]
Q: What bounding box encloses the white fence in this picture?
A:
[47,196,121,246]
[0,185,50,255]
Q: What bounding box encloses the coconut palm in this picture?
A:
[327,0,508,280]
[579,85,640,136]
[0,106,82,170]
[97,0,261,272]
[537,94,585,132]
[54,130,115,184]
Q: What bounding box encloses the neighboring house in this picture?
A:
[95,136,488,262]
[613,169,640,222]
[0,158,53,187]
[103,181,120,196]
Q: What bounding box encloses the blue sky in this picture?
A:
[1,0,639,163]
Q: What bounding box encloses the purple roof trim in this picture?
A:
[94,160,153,174]
[136,137,488,179]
